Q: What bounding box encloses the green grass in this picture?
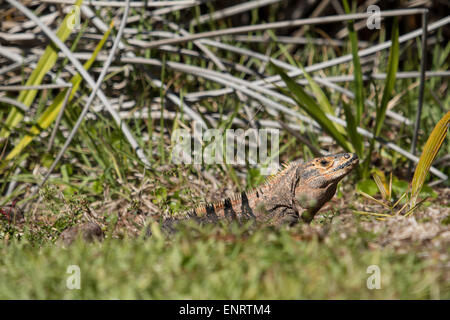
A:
[0,222,446,299]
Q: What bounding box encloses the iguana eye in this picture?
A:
[320,160,328,166]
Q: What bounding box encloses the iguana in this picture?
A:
[155,152,359,234]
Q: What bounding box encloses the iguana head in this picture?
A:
[298,152,359,189]
[293,153,359,221]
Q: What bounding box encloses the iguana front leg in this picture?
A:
[294,182,338,223]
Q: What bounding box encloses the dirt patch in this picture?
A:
[309,188,450,282]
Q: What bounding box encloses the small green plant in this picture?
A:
[356,111,449,218]
[355,170,420,219]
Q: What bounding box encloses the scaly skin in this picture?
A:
[159,153,359,233]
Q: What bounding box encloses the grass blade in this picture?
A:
[3,24,113,162]
[392,191,407,209]
[353,210,393,218]
[296,63,347,136]
[342,100,363,157]
[270,62,353,152]
[0,0,83,138]
[375,18,400,137]
[297,64,336,118]
[343,0,364,125]
[410,111,450,207]
[372,172,388,201]
[358,190,391,209]
[404,197,429,217]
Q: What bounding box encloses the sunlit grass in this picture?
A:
[0,223,446,299]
